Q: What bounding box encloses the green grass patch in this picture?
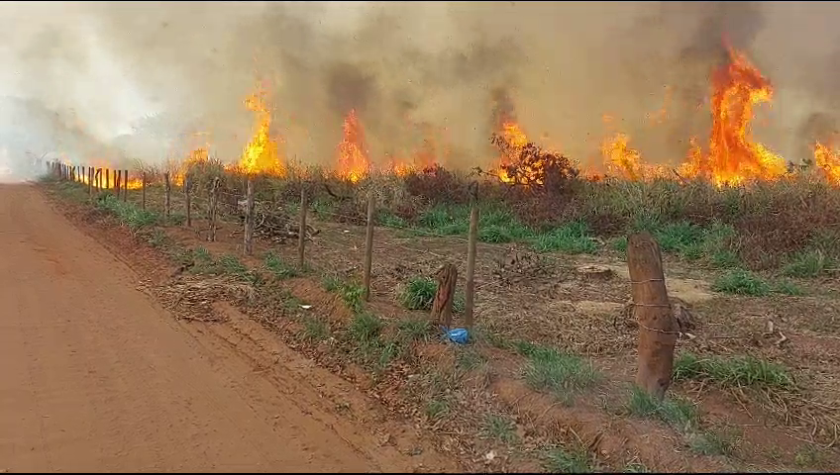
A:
[396,317,434,343]
[622,461,650,473]
[456,347,487,371]
[96,194,159,230]
[543,446,594,473]
[481,414,518,444]
[712,270,772,296]
[531,221,598,254]
[264,252,299,279]
[782,250,832,278]
[322,274,366,313]
[399,276,438,310]
[515,342,600,397]
[673,353,795,389]
[425,398,450,420]
[301,316,329,343]
[626,386,697,432]
[689,429,740,457]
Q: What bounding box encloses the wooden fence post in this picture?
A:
[141,172,147,210]
[96,168,102,191]
[123,170,128,202]
[464,182,479,330]
[243,177,255,255]
[627,231,677,401]
[164,172,171,218]
[298,186,308,269]
[431,263,458,328]
[105,169,110,191]
[115,170,122,197]
[362,191,376,301]
[208,177,220,242]
[184,173,192,227]
[88,167,93,197]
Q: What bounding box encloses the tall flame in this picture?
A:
[237,90,285,176]
[683,47,786,186]
[336,109,370,183]
[814,142,840,185]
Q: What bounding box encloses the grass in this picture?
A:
[782,250,832,278]
[626,386,698,432]
[400,276,438,310]
[96,193,159,230]
[322,274,366,313]
[425,398,450,420]
[481,414,518,444]
[712,270,772,296]
[622,461,650,473]
[531,221,597,254]
[689,429,741,457]
[543,445,594,473]
[456,347,487,371]
[302,316,329,343]
[264,252,300,279]
[515,342,601,398]
[673,353,795,389]
[396,317,434,343]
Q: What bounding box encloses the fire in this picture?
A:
[175,147,209,186]
[601,133,670,181]
[496,121,529,183]
[336,109,370,183]
[236,90,286,177]
[814,142,840,184]
[682,47,787,186]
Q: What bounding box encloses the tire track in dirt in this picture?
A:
[0,184,452,473]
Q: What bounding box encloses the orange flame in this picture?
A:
[683,47,786,186]
[601,133,669,181]
[175,147,209,186]
[496,121,529,183]
[814,142,840,184]
[336,109,370,183]
[236,89,285,177]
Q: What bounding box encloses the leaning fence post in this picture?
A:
[362,191,376,301]
[243,177,255,255]
[464,181,479,330]
[164,172,171,218]
[298,186,308,269]
[627,231,677,402]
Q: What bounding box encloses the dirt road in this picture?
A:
[0,184,443,473]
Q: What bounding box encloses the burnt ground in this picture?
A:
[43,180,840,473]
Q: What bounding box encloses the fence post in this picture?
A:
[96,168,102,191]
[184,173,192,227]
[123,170,128,202]
[164,172,171,218]
[362,191,376,302]
[298,186,308,269]
[627,231,677,402]
[464,182,479,330]
[208,177,220,242]
[243,177,255,255]
[141,172,147,210]
[88,167,93,198]
[105,169,110,191]
[115,170,122,197]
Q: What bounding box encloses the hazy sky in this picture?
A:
[0,1,838,173]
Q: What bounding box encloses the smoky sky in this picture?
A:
[1,0,839,174]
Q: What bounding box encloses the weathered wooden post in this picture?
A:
[123,170,128,202]
[431,263,458,328]
[208,177,220,242]
[362,191,376,301]
[298,186,308,269]
[164,172,171,218]
[88,167,93,197]
[115,170,122,197]
[464,181,479,330]
[627,231,677,401]
[105,168,110,191]
[243,177,255,255]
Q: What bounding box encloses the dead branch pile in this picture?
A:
[237,199,320,244]
[490,133,579,189]
[152,274,256,322]
[493,245,554,285]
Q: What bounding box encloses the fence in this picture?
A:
[45,159,675,396]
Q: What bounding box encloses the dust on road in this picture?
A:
[0,184,444,473]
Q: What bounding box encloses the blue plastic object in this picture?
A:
[446,328,469,345]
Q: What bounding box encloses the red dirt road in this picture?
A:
[0,184,443,473]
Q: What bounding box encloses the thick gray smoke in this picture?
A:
[1,1,838,181]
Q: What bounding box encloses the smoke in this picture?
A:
[1,0,839,181]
